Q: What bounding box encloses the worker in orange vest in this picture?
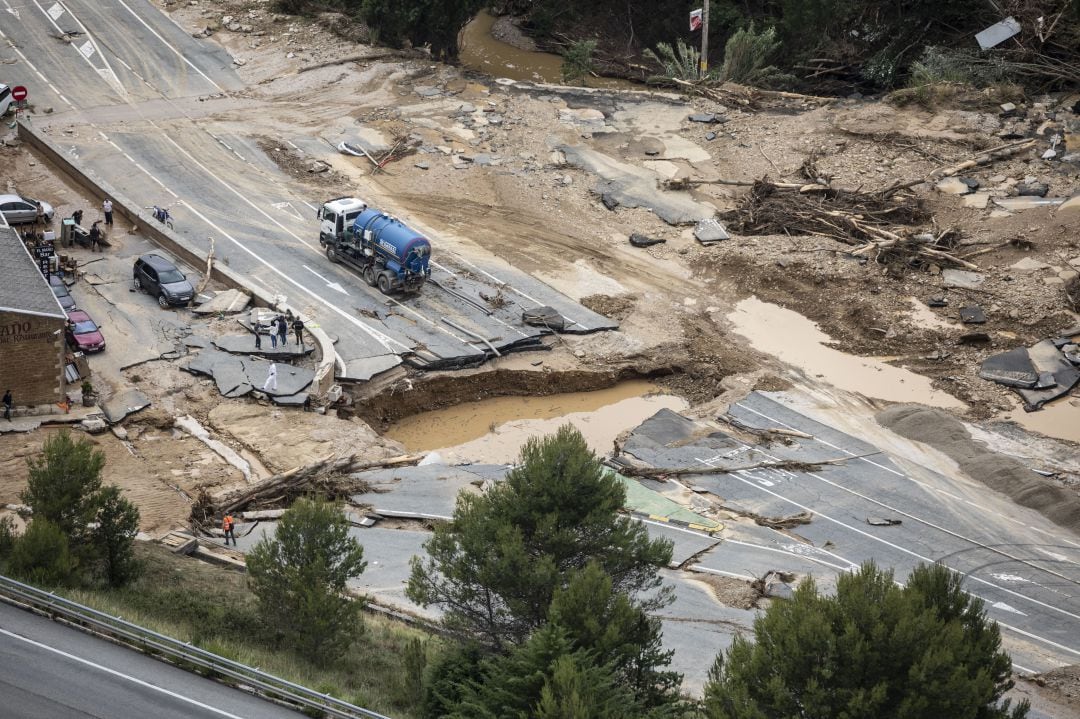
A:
[222,513,236,546]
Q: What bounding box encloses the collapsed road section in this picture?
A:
[26,123,617,383]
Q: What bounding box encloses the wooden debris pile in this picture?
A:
[192,453,423,526]
[721,180,931,244]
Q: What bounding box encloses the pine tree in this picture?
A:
[92,485,141,587]
[703,562,1029,719]
[407,424,673,648]
[246,498,367,663]
[21,431,105,546]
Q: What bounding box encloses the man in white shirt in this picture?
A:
[103,198,113,227]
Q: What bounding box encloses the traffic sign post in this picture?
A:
[11,86,28,120]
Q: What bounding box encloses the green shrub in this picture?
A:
[10,519,73,586]
[0,515,16,558]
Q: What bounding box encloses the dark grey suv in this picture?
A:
[133,254,194,308]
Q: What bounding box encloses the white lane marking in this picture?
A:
[699,452,1080,629]
[272,201,304,221]
[730,399,1075,570]
[722,538,856,573]
[992,601,1028,616]
[108,0,225,93]
[101,137,405,354]
[447,253,581,327]
[30,0,125,96]
[0,20,75,110]
[301,265,349,296]
[734,402,1080,557]
[0,627,249,718]
[46,1,63,20]
[156,134,486,350]
[997,619,1080,658]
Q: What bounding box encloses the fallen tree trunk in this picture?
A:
[214,453,423,514]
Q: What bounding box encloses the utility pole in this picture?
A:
[700,1,710,79]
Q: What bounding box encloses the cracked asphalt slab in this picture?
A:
[621,392,1080,674]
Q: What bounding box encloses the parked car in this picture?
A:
[0,193,54,225]
[0,84,12,117]
[65,310,106,353]
[133,253,195,308]
[49,275,76,312]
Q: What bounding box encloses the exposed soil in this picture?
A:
[692,572,764,610]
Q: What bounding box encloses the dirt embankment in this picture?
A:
[877,405,1080,534]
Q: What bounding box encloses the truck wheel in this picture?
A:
[377,273,393,295]
[363,265,377,287]
[326,245,338,263]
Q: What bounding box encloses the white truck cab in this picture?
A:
[318,196,367,244]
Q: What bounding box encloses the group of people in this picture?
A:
[254,312,305,351]
[62,199,112,251]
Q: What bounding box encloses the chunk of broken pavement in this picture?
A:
[980,347,1038,388]
[942,269,984,289]
[959,306,987,324]
[80,418,108,434]
[689,113,723,123]
[1017,182,1049,197]
[694,218,730,244]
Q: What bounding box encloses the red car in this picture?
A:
[65,310,106,353]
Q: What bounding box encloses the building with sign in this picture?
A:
[0,226,67,411]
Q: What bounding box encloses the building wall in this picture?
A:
[0,309,66,407]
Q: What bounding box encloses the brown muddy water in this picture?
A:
[385,380,687,463]
[728,297,966,410]
[459,10,635,90]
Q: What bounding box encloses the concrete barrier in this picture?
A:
[17,120,337,399]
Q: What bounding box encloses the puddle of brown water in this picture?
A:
[1003,398,1080,444]
[728,297,966,409]
[386,380,688,463]
[459,11,635,90]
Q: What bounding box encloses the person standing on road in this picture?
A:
[262,361,277,392]
[268,319,278,349]
[89,221,102,252]
[276,314,288,348]
[102,198,113,228]
[292,316,305,347]
[35,202,45,230]
[254,320,262,350]
[2,390,12,421]
[222,513,236,546]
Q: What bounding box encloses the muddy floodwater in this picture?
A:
[1004,398,1080,444]
[459,11,635,89]
[386,380,688,463]
[728,297,966,410]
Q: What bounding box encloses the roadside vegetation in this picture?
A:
[10,541,435,718]
[270,0,1080,94]
[3,431,139,588]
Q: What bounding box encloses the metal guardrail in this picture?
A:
[0,573,392,719]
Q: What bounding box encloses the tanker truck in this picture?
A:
[317,197,432,294]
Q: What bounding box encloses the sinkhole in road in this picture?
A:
[384,379,687,464]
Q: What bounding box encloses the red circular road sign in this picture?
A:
[11,86,27,101]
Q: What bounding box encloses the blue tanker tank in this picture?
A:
[347,209,432,294]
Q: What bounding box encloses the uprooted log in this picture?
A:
[211,453,423,515]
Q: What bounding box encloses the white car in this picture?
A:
[0,84,12,116]
[0,194,54,224]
